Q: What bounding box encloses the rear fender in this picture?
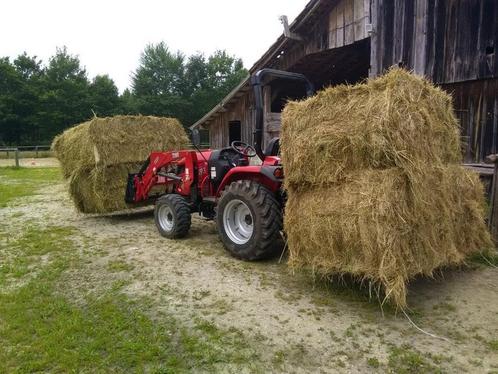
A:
[216,166,282,196]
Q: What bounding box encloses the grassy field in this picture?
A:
[0,167,61,207]
[0,168,260,372]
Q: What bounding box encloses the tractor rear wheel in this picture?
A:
[217,180,284,260]
[154,194,191,239]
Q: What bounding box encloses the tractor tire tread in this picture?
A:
[155,194,191,239]
[217,180,283,260]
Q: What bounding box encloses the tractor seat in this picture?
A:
[265,138,280,157]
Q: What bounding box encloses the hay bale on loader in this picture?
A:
[281,68,462,189]
[281,68,492,308]
[52,115,188,178]
[52,115,189,214]
[68,163,143,214]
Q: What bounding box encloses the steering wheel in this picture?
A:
[231,141,257,157]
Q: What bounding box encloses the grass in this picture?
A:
[488,340,498,351]
[0,226,76,286]
[0,168,262,372]
[367,357,380,368]
[0,167,61,207]
[387,345,442,374]
[432,302,457,312]
[107,259,135,272]
[0,224,261,372]
[469,251,498,267]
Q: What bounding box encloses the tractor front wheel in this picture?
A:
[217,180,284,260]
[154,194,191,239]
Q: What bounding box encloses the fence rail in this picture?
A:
[0,145,53,166]
[0,148,20,167]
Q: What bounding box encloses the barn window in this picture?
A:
[229,121,241,144]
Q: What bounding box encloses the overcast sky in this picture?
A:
[1,0,309,92]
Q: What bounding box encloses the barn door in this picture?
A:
[229,120,241,144]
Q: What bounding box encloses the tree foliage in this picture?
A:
[131,42,247,126]
[0,43,247,145]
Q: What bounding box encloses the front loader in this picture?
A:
[125,69,315,260]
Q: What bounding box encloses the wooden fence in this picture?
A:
[0,145,52,166]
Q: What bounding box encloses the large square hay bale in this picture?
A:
[281,68,461,189]
[68,163,142,214]
[284,167,491,307]
[52,115,189,214]
[52,115,188,178]
[281,69,492,307]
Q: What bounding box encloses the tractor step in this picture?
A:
[202,197,217,204]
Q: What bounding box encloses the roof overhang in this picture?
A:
[191,0,323,130]
[190,75,251,130]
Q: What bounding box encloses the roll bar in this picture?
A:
[251,69,315,160]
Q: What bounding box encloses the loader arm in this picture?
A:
[127,150,198,203]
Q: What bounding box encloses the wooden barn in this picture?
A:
[191,0,498,163]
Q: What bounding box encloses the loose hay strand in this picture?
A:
[402,309,450,342]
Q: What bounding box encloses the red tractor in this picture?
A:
[125,69,315,260]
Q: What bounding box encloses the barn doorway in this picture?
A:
[229,120,241,144]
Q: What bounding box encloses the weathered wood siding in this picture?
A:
[261,0,370,72]
[329,0,370,48]
[208,92,254,149]
[208,86,282,149]
[443,79,498,162]
[370,0,498,82]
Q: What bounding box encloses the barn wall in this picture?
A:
[329,0,370,48]
[208,91,255,149]
[370,0,498,82]
[442,79,498,162]
[260,0,370,72]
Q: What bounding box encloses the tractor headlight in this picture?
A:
[273,167,284,179]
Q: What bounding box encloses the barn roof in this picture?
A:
[190,0,324,130]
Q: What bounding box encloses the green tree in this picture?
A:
[14,53,43,80]
[0,57,22,144]
[0,54,45,144]
[88,75,120,117]
[119,88,138,114]
[0,44,247,145]
[184,50,247,125]
[131,42,191,121]
[131,43,247,127]
[38,47,91,140]
[206,50,246,98]
[13,54,44,143]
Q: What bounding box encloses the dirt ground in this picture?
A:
[0,157,59,168]
[2,165,498,373]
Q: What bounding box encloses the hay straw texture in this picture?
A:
[68,163,142,214]
[52,116,189,214]
[52,116,188,178]
[281,69,491,307]
[281,68,461,189]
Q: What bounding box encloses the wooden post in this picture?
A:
[485,154,498,242]
[15,148,20,168]
[35,145,39,158]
